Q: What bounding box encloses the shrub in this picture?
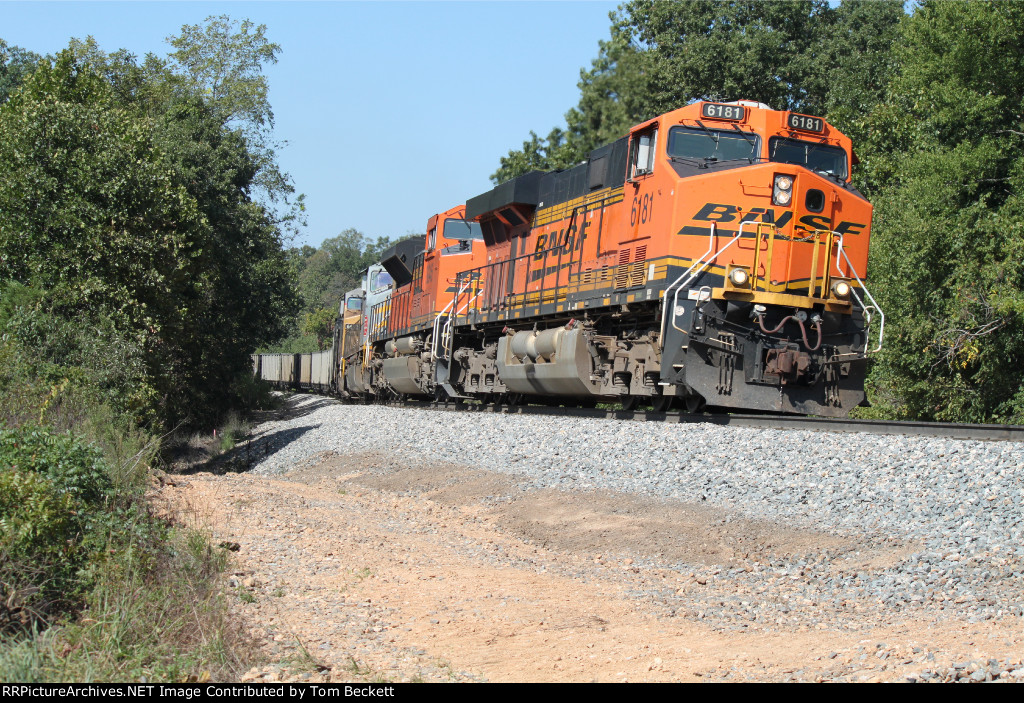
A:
[0,426,113,632]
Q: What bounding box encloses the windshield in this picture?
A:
[769,137,848,179]
[667,126,760,163]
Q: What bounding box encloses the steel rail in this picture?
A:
[387,398,1024,443]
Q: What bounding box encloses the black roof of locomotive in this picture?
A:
[465,136,629,223]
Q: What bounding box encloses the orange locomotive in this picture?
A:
[365,100,883,416]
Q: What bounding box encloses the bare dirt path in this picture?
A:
[159,449,1024,683]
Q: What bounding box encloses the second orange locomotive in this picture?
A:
[356,99,883,416]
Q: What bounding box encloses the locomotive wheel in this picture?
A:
[684,394,705,413]
[621,396,641,411]
[506,392,525,407]
[651,395,673,413]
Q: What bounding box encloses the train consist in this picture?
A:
[255,100,883,416]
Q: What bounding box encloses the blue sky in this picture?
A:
[3,1,621,248]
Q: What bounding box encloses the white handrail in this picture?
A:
[659,221,759,345]
[432,276,479,360]
[430,297,457,359]
[834,238,885,353]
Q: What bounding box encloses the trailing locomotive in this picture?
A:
[258,100,883,417]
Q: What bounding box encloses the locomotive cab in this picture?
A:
[650,101,879,414]
[369,208,488,399]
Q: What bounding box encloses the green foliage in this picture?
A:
[1,284,159,429]
[492,12,645,183]
[0,18,281,681]
[166,14,302,230]
[0,55,205,333]
[620,0,836,116]
[493,0,1024,424]
[0,23,299,429]
[302,308,336,351]
[0,426,113,504]
[0,423,255,680]
[264,228,392,353]
[862,0,1024,423]
[493,0,903,185]
[294,228,393,311]
[167,16,279,133]
[0,426,114,631]
[0,39,43,104]
[491,128,576,185]
[0,524,257,683]
[215,410,250,453]
[819,1,904,151]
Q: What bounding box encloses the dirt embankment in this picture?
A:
[158,449,1024,683]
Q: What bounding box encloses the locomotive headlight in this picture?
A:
[728,266,751,288]
[831,280,851,299]
[773,174,794,206]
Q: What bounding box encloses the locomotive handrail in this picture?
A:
[431,297,457,360]
[659,221,716,346]
[659,221,756,346]
[440,286,483,360]
[835,238,885,353]
[432,275,478,361]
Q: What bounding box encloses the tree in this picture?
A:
[491,130,560,185]
[0,39,43,104]
[0,33,299,428]
[820,0,904,149]
[166,15,279,144]
[166,15,302,234]
[0,54,205,337]
[491,15,645,184]
[493,0,862,184]
[864,0,1024,423]
[302,308,335,351]
[264,229,394,354]
[292,229,393,314]
[560,20,648,160]
[620,0,837,117]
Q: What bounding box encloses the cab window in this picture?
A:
[371,271,393,292]
[629,127,658,179]
[668,126,761,163]
[768,137,848,179]
[442,219,484,241]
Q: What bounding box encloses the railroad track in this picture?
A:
[392,398,1024,443]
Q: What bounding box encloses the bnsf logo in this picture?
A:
[692,202,867,236]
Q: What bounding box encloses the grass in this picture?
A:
[344,655,392,683]
[217,411,250,453]
[0,290,273,683]
[0,522,262,682]
[161,409,262,474]
[289,640,329,675]
[0,389,265,682]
